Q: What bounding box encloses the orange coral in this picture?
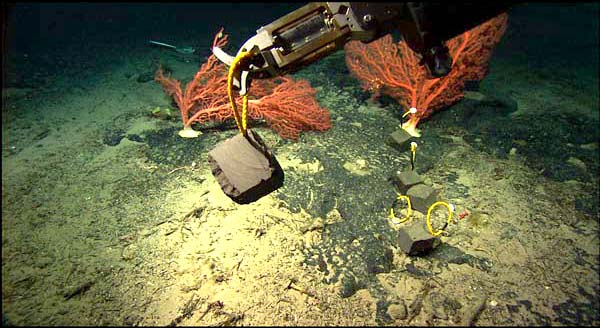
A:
[155,28,331,140]
[345,13,508,136]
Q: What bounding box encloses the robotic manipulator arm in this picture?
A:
[213,2,513,96]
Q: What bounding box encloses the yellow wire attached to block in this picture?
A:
[227,51,252,135]
[426,201,454,236]
[410,142,417,171]
[389,194,412,224]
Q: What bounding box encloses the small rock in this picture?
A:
[343,159,370,176]
[301,218,324,233]
[387,302,408,320]
[325,208,344,224]
[338,274,363,298]
[580,142,598,151]
[463,91,487,101]
[513,139,527,146]
[566,156,587,171]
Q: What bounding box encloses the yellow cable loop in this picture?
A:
[227,51,252,135]
[388,194,412,224]
[426,201,454,237]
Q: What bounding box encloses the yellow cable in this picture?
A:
[242,96,248,132]
[389,194,412,224]
[227,51,252,135]
[410,142,417,171]
[426,201,454,237]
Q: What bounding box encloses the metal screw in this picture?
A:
[363,14,372,24]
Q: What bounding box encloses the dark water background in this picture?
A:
[3,3,302,85]
[4,3,598,77]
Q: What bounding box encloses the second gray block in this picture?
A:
[394,170,423,195]
[407,184,437,213]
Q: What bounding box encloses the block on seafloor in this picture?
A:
[397,220,440,256]
[406,184,438,213]
[394,170,424,195]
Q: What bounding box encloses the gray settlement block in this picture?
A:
[395,170,423,195]
[406,184,438,213]
[397,220,440,255]
[388,128,415,152]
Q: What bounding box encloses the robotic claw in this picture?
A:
[213,2,513,96]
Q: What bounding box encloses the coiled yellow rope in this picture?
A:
[389,194,412,224]
[425,201,454,237]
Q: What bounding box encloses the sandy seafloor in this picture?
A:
[2,3,599,326]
